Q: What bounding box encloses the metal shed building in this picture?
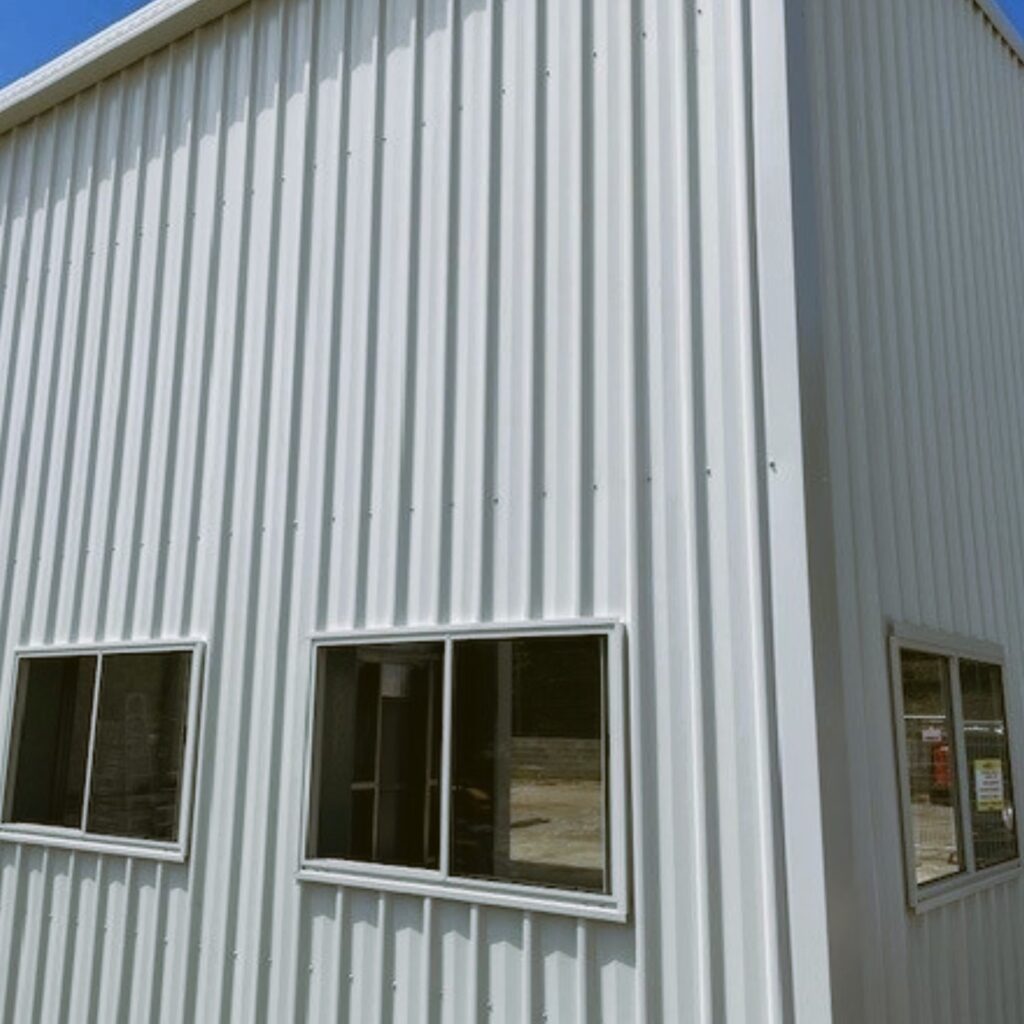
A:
[0,0,1020,1021]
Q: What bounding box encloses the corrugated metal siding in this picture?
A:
[0,0,800,1020]
[800,0,1024,1021]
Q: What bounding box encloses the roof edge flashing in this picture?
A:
[974,0,1024,67]
[0,0,250,137]
[0,0,1022,138]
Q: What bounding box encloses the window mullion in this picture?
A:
[950,656,975,874]
[79,652,104,834]
[438,637,453,879]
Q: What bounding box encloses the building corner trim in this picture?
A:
[748,0,835,1019]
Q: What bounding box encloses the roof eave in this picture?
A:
[0,0,249,138]
[0,0,1022,140]
[974,0,1024,67]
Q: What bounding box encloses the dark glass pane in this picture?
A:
[86,652,191,842]
[353,666,379,783]
[451,635,607,893]
[5,656,96,828]
[900,649,963,885]
[961,660,1018,870]
[350,790,374,862]
[310,643,443,868]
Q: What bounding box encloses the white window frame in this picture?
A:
[890,623,1022,912]
[0,639,206,863]
[299,620,629,922]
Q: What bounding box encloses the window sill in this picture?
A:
[0,824,187,863]
[910,859,1021,913]
[298,861,629,923]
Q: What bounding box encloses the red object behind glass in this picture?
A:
[932,742,952,799]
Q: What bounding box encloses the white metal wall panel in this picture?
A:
[0,0,812,1020]
[798,0,1024,1021]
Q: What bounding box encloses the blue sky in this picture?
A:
[3,0,1024,90]
[1001,0,1024,36]
[1,1,150,89]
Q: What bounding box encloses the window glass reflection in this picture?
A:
[87,652,191,842]
[901,649,963,886]
[310,643,443,868]
[452,635,607,892]
[6,656,96,829]
[961,659,1018,870]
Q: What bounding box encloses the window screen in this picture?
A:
[3,648,196,846]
